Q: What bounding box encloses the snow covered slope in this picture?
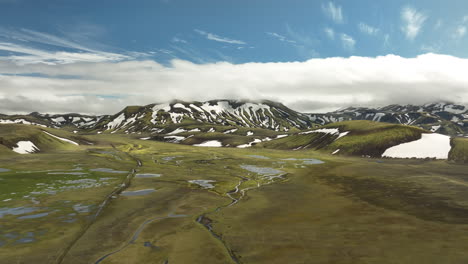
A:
[91,100,312,133]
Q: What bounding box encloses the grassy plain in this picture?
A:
[1,125,468,263]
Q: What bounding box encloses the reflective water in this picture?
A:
[121,189,156,196]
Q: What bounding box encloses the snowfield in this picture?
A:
[43,131,79,145]
[12,141,39,154]
[382,133,451,159]
[193,140,223,147]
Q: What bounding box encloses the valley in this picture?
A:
[1,115,468,263]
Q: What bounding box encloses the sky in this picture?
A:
[1,0,468,114]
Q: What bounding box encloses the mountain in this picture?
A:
[82,100,313,133]
[307,102,468,136]
[0,112,103,129]
[1,100,468,136]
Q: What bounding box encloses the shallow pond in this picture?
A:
[0,168,10,173]
[121,189,156,196]
[240,165,284,177]
[73,204,94,213]
[0,207,37,218]
[136,173,162,178]
[47,172,88,175]
[17,212,49,220]
[90,168,128,174]
[246,155,270,159]
[188,180,216,189]
[282,158,324,165]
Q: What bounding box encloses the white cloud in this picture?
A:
[322,2,344,23]
[324,27,335,40]
[171,37,187,43]
[0,28,150,65]
[340,33,355,50]
[0,42,130,65]
[401,6,427,40]
[453,16,468,39]
[194,29,246,45]
[454,26,467,38]
[2,54,468,114]
[266,32,296,43]
[358,23,379,35]
[285,24,320,59]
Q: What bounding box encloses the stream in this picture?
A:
[55,148,142,264]
[94,213,187,264]
[195,169,279,264]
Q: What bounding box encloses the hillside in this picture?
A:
[0,124,87,154]
[449,137,468,163]
[308,102,468,136]
[257,120,428,157]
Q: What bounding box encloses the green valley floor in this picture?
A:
[1,134,468,264]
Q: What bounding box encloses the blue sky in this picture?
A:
[1,0,468,64]
[1,0,468,114]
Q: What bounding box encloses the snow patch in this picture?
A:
[173,103,192,112]
[382,133,451,159]
[299,128,339,135]
[43,131,79,145]
[106,113,125,130]
[164,136,185,143]
[223,128,238,134]
[167,128,187,135]
[193,140,223,147]
[336,131,350,140]
[12,141,39,154]
[237,139,262,148]
[0,119,46,127]
[430,125,441,132]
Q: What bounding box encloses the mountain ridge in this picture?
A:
[0,100,467,136]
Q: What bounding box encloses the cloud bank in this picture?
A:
[1,53,468,114]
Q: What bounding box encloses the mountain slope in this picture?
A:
[0,124,87,154]
[307,102,468,136]
[257,120,427,157]
[91,100,312,133]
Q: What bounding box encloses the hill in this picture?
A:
[257,120,428,157]
[0,124,87,154]
[308,102,468,136]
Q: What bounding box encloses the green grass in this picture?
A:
[0,124,88,154]
[449,137,468,163]
[2,124,468,263]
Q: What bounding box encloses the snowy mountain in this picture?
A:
[0,100,311,133]
[0,112,103,129]
[1,101,467,136]
[92,100,312,133]
[307,102,468,136]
